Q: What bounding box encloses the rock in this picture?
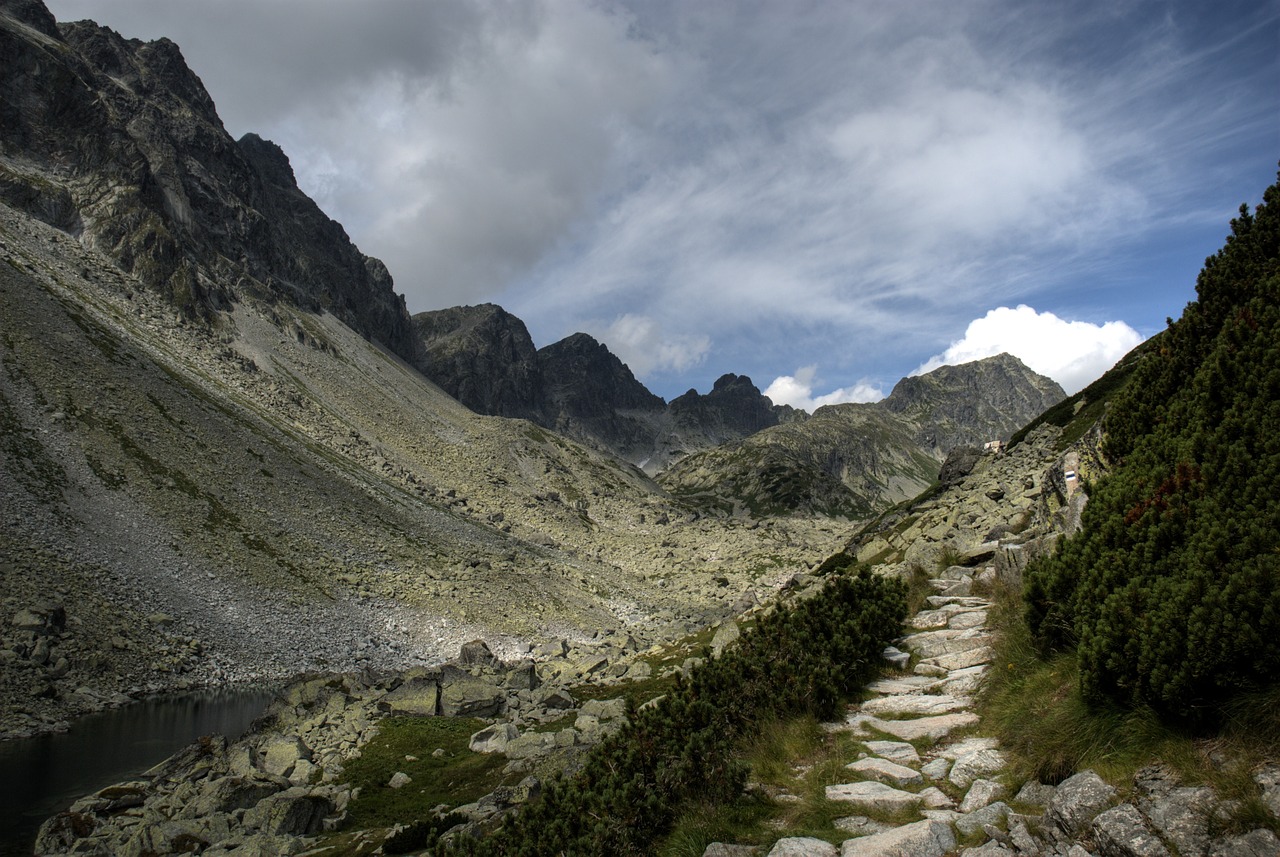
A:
[379,678,440,716]
[949,748,1007,788]
[864,740,921,767]
[1046,770,1117,835]
[1141,785,1215,856]
[845,757,923,787]
[1090,803,1170,857]
[960,779,1007,813]
[503,732,555,761]
[833,816,893,836]
[881,646,911,669]
[920,786,955,809]
[866,712,980,742]
[535,639,568,658]
[469,723,519,754]
[580,698,627,721]
[258,735,311,779]
[704,845,762,857]
[1254,764,1280,819]
[504,661,541,691]
[242,787,332,836]
[459,639,498,666]
[921,758,952,780]
[956,800,1010,837]
[861,694,971,717]
[1208,829,1280,857]
[1013,780,1056,806]
[918,646,993,671]
[825,781,923,813]
[190,775,283,816]
[839,819,957,857]
[388,771,412,789]
[768,837,838,856]
[711,620,741,655]
[440,677,506,718]
[961,843,1016,857]
[536,687,575,710]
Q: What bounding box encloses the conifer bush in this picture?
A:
[429,566,906,855]
[1025,171,1280,724]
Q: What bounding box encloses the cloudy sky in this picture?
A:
[48,0,1279,405]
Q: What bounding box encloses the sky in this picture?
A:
[47,0,1280,405]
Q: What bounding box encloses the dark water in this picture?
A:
[0,686,277,856]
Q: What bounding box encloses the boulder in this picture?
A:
[387,772,412,789]
[825,781,922,813]
[459,639,498,666]
[1046,770,1116,835]
[949,748,1007,788]
[959,779,1006,813]
[955,800,1010,837]
[867,712,980,742]
[703,844,761,857]
[860,693,970,717]
[242,787,332,836]
[845,757,922,787]
[379,678,440,716]
[1090,803,1170,857]
[768,837,837,857]
[710,620,741,656]
[440,677,505,718]
[470,723,519,754]
[1208,829,1280,857]
[839,819,956,857]
[258,735,311,779]
[864,739,921,767]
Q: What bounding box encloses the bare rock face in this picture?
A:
[0,6,417,358]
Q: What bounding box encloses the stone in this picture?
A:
[956,801,1011,837]
[938,665,987,696]
[711,620,741,655]
[845,757,922,787]
[703,845,762,857]
[1254,764,1280,819]
[503,732,555,760]
[1208,829,1280,857]
[947,610,988,630]
[920,786,955,809]
[535,639,568,658]
[868,712,980,742]
[504,660,541,691]
[581,698,627,720]
[440,677,506,717]
[839,819,957,857]
[881,646,911,669]
[861,694,971,717]
[469,722,519,754]
[1013,780,1056,806]
[865,677,943,695]
[864,740,921,767]
[825,781,922,813]
[949,748,1007,788]
[767,837,838,856]
[242,787,332,836]
[536,687,576,709]
[258,735,311,779]
[899,629,991,660]
[960,779,1007,813]
[909,610,951,630]
[1046,770,1117,835]
[388,771,412,789]
[937,737,1001,759]
[833,816,893,836]
[920,646,994,671]
[1090,803,1170,857]
[961,843,1016,857]
[921,758,952,780]
[458,639,498,666]
[378,678,439,716]
[1142,785,1215,856]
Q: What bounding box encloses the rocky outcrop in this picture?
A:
[0,3,417,358]
[412,304,545,418]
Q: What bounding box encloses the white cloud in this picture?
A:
[596,314,710,378]
[764,366,884,412]
[914,306,1144,394]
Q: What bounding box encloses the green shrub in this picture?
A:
[1025,171,1280,725]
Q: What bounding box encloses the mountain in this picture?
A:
[0,0,417,359]
[412,305,801,472]
[659,354,1066,517]
[0,1,846,738]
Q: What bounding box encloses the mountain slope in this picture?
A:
[660,354,1066,517]
[0,2,846,738]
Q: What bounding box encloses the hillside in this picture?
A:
[0,2,848,738]
[659,353,1065,517]
[412,304,800,473]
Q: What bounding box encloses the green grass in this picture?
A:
[978,578,1280,836]
[337,717,514,832]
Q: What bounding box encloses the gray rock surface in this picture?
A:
[1047,770,1117,835]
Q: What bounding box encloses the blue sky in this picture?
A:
[48,0,1279,404]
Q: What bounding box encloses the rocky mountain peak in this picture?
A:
[412,304,543,418]
[1,0,58,37]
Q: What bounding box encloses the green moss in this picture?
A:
[339,717,514,831]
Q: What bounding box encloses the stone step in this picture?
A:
[839,819,956,857]
[860,693,972,718]
[862,712,980,742]
[844,757,922,787]
[864,676,943,696]
[914,645,993,673]
[863,739,920,767]
[824,780,922,813]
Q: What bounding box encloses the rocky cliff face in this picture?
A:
[412,307,801,472]
[0,4,417,358]
[412,304,545,418]
[659,355,1066,517]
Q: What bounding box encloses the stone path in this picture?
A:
[706,570,1280,857]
